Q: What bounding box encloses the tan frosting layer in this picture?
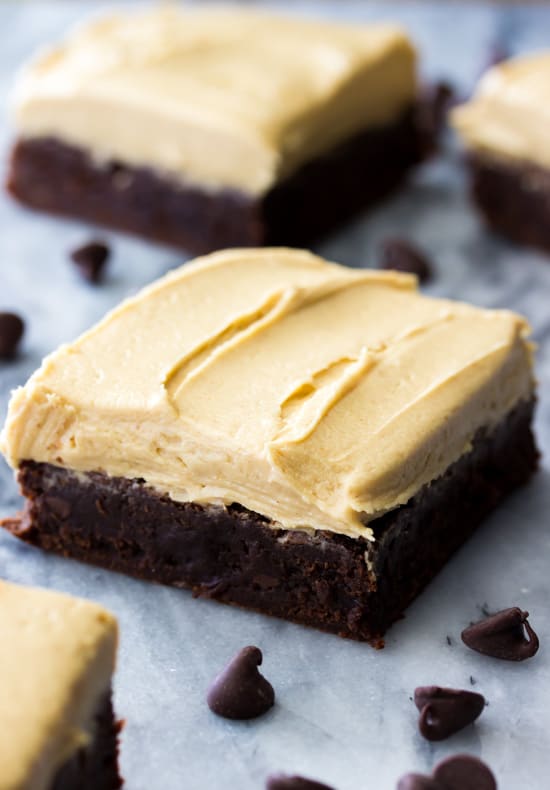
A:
[452,52,550,168]
[0,580,117,790]
[1,248,534,540]
[14,6,416,194]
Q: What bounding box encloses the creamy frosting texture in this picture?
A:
[14,6,416,194]
[452,52,550,168]
[1,248,534,540]
[0,580,117,790]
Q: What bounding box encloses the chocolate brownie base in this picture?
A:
[468,154,550,254]
[3,399,537,646]
[7,107,427,255]
[50,690,122,790]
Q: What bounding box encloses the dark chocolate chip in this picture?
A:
[206,645,274,720]
[414,686,485,741]
[0,312,25,359]
[416,79,455,156]
[434,755,497,790]
[266,775,335,790]
[397,754,496,790]
[379,239,433,283]
[461,607,539,661]
[70,240,110,283]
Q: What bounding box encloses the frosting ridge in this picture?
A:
[0,248,534,540]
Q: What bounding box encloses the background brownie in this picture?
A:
[452,52,550,254]
[8,7,434,253]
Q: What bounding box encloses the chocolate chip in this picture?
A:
[414,686,485,741]
[461,607,539,661]
[397,754,496,790]
[0,312,25,359]
[266,775,335,790]
[416,80,455,157]
[206,645,274,719]
[70,240,110,283]
[435,755,496,790]
[379,239,433,283]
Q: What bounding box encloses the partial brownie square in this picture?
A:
[7,7,434,254]
[0,248,539,646]
[0,579,122,789]
[452,53,550,254]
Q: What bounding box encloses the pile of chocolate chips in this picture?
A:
[206,607,539,788]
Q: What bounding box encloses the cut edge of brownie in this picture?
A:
[2,398,538,647]
[50,689,123,790]
[467,153,550,254]
[6,101,435,255]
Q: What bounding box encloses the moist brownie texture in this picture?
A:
[0,580,121,790]
[6,398,537,646]
[8,109,424,254]
[452,53,550,254]
[50,694,121,790]
[8,7,428,253]
[0,248,538,643]
[465,154,550,254]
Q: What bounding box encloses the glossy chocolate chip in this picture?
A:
[461,607,539,661]
[434,755,497,790]
[266,775,335,790]
[417,79,455,155]
[398,754,496,790]
[414,686,485,741]
[379,238,433,283]
[70,240,110,283]
[206,645,274,720]
[0,312,25,359]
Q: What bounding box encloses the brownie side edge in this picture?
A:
[50,689,123,790]
[467,153,550,254]
[7,106,427,255]
[3,398,538,646]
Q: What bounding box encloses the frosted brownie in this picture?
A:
[452,53,550,254]
[0,579,121,790]
[0,248,538,645]
[7,7,434,253]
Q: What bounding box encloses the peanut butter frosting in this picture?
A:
[452,52,550,169]
[13,6,416,194]
[1,248,534,541]
[0,580,117,790]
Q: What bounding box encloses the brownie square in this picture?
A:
[0,248,538,645]
[7,7,433,253]
[452,52,550,254]
[0,580,122,789]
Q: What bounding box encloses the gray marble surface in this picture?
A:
[1,3,550,789]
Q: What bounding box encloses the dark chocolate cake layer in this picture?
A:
[468,154,550,254]
[7,108,425,255]
[50,691,122,790]
[3,399,537,647]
